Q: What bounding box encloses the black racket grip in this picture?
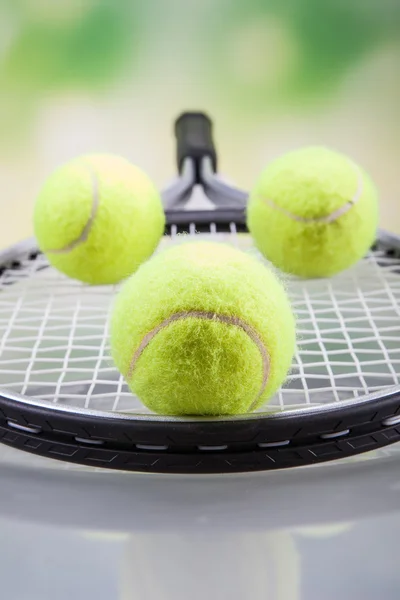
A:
[175,112,217,182]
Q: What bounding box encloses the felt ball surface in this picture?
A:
[34,154,165,284]
[247,147,379,278]
[110,242,296,416]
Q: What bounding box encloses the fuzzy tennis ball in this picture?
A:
[247,147,379,278]
[34,154,165,284]
[111,242,296,416]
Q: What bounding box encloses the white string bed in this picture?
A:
[0,228,399,416]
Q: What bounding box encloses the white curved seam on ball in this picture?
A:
[46,167,99,254]
[127,311,270,405]
[259,165,363,224]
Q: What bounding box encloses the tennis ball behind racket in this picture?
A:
[34,154,165,284]
[247,147,379,278]
[111,242,296,416]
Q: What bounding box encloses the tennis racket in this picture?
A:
[0,111,400,474]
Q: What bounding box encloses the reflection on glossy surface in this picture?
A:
[1,444,400,599]
[2,516,398,600]
[1,444,400,532]
[0,445,400,600]
[121,531,300,600]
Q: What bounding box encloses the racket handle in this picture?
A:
[175,112,217,182]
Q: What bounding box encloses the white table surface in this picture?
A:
[1,442,400,600]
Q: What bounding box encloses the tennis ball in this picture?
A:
[111,242,296,416]
[34,154,165,284]
[247,147,379,278]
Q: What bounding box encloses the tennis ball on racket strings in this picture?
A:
[247,147,379,278]
[34,154,165,284]
[111,242,296,416]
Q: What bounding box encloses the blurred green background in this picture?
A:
[0,0,399,246]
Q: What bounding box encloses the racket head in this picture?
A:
[0,211,400,473]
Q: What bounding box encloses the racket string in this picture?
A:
[0,237,400,415]
[355,263,399,387]
[301,285,340,404]
[21,292,56,396]
[53,295,82,404]
[84,299,111,409]
[326,278,370,395]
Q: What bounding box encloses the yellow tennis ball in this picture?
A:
[34,154,165,284]
[247,147,379,278]
[111,242,296,416]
